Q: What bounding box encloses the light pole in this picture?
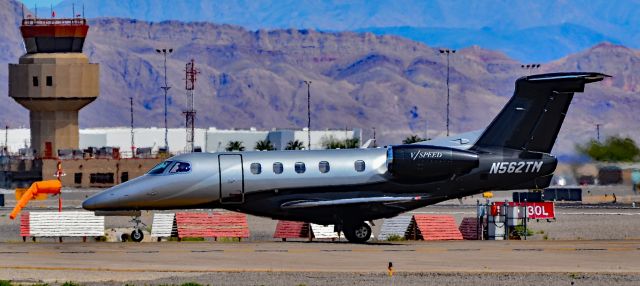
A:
[425,117,428,141]
[156,48,173,152]
[130,97,135,158]
[439,49,455,136]
[372,127,377,148]
[596,123,601,142]
[3,125,7,155]
[302,80,312,150]
[521,64,541,75]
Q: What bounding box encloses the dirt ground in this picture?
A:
[2,271,639,286]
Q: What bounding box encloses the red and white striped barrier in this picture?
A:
[407,214,463,241]
[166,212,249,241]
[20,211,105,242]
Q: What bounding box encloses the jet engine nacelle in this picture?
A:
[387,145,479,182]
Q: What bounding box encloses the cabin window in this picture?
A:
[148,161,173,175]
[319,161,330,173]
[169,162,191,173]
[250,163,262,174]
[32,76,39,86]
[354,160,366,172]
[295,162,306,174]
[273,162,283,174]
[46,76,53,86]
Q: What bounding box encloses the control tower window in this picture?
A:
[46,76,53,86]
[32,76,39,86]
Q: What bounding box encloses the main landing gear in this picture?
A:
[342,221,372,243]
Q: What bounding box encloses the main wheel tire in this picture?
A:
[131,229,144,242]
[344,222,371,243]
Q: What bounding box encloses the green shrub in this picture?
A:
[577,136,640,162]
[513,225,534,237]
[181,237,206,242]
[0,280,12,286]
[166,237,206,242]
[61,282,81,286]
[181,283,204,286]
[386,234,406,241]
[217,237,241,243]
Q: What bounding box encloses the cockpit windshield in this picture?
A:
[169,162,191,173]
[147,161,173,175]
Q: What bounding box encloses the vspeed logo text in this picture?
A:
[489,161,543,174]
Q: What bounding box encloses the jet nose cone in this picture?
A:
[82,196,99,210]
[82,191,119,211]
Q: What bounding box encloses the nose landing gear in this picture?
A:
[129,216,146,242]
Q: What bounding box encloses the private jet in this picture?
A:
[83,72,608,243]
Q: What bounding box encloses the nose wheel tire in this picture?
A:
[131,229,144,242]
[344,222,371,243]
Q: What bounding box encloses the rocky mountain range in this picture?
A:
[1,0,639,157]
[38,0,640,62]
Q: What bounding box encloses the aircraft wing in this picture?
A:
[413,129,483,150]
[280,196,423,209]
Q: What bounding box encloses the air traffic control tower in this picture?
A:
[8,17,99,158]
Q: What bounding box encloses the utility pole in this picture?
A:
[372,127,377,148]
[184,59,199,153]
[439,49,455,136]
[156,48,173,152]
[3,125,8,155]
[302,80,312,150]
[130,97,135,158]
[425,117,428,140]
[521,64,541,75]
[596,123,601,142]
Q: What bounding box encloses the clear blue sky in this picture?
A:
[20,0,65,8]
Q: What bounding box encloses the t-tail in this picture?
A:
[472,72,609,154]
[470,72,609,190]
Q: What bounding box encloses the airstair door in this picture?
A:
[218,154,244,204]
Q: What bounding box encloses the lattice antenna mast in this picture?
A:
[184,59,199,152]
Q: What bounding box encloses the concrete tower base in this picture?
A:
[9,53,99,157]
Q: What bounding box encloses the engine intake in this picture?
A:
[387,145,479,182]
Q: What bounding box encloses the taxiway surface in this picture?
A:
[0,240,638,284]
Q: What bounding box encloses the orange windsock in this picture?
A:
[9,180,62,220]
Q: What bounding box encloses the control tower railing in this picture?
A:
[22,18,87,26]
